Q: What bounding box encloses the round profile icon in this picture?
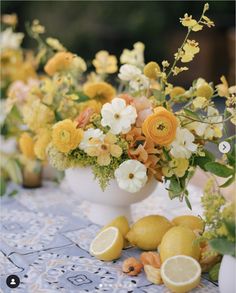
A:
[6,275,20,288]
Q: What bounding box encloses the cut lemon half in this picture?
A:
[161,255,201,293]
[89,227,123,261]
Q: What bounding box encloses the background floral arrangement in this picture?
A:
[0,4,235,202]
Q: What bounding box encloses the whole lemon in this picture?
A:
[126,215,172,250]
[159,226,200,263]
[101,216,130,248]
[172,215,204,232]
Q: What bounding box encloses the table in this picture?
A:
[0,180,219,293]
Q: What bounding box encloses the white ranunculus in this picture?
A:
[129,74,150,91]
[118,64,141,81]
[101,98,137,134]
[79,128,104,150]
[170,127,197,159]
[0,28,24,50]
[114,160,147,193]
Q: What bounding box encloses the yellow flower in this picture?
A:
[19,132,36,160]
[44,52,86,76]
[162,158,189,178]
[83,82,116,103]
[193,96,208,109]
[195,81,214,99]
[144,62,161,79]
[162,60,170,68]
[169,86,186,100]
[85,132,122,166]
[34,128,51,160]
[172,66,188,76]
[46,37,66,52]
[216,76,230,97]
[52,119,83,153]
[181,40,200,63]
[202,15,215,28]
[180,14,203,31]
[77,100,102,114]
[142,107,178,146]
[92,50,117,74]
[1,14,18,26]
[23,99,55,131]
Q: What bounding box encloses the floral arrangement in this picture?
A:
[1,4,235,201]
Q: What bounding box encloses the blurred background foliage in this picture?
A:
[2,1,235,87]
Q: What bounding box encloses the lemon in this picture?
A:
[101,216,130,248]
[172,215,204,232]
[159,226,200,263]
[126,215,172,250]
[90,227,123,261]
[161,255,201,293]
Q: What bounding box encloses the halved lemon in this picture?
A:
[89,227,123,261]
[161,255,201,293]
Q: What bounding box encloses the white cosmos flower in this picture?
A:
[79,128,104,150]
[170,127,197,159]
[0,28,24,50]
[118,64,141,81]
[101,98,137,134]
[118,64,149,92]
[115,160,147,193]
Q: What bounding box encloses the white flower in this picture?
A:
[101,98,137,134]
[120,42,145,66]
[79,128,104,150]
[118,64,149,92]
[118,64,141,81]
[170,127,197,159]
[186,106,223,139]
[129,74,149,91]
[0,28,24,50]
[115,160,147,193]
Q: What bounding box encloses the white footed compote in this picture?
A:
[65,167,157,225]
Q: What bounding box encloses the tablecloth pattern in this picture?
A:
[0,180,219,293]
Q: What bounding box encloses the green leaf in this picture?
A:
[55,111,63,121]
[185,196,192,210]
[76,91,90,103]
[0,177,6,196]
[194,150,215,171]
[220,176,235,188]
[168,177,183,199]
[210,238,235,256]
[227,144,236,167]
[223,220,236,238]
[209,263,220,282]
[8,190,18,197]
[183,108,200,120]
[205,162,235,178]
[163,148,171,161]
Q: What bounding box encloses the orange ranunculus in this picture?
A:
[44,52,74,76]
[142,107,178,146]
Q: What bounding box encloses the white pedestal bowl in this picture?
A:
[65,167,157,225]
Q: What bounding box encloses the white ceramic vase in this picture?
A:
[65,167,157,225]
[218,255,236,293]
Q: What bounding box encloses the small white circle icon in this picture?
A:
[218,141,231,154]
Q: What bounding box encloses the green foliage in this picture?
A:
[183,108,200,120]
[205,162,234,178]
[209,263,220,282]
[194,150,215,171]
[0,177,6,196]
[210,238,235,257]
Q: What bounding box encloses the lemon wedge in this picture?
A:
[90,227,123,261]
[161,255,201,293]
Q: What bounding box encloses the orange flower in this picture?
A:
[75,108,94,129]
[142,107,178,146]
[44,52,74,76]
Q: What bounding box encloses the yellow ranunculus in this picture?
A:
[34,128,51,160]
[142,107,178,146]
[144,61,160,79]
[83,82,116,104]
[170,86,186,100]
[44,52,86,76]
[19,132,36,160]
[52,119,83,153]
[196,84,213,99]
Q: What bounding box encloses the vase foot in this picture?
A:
[86,202,131,226]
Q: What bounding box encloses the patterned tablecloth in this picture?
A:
[0,180,219,293]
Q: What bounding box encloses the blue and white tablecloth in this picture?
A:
[0,180,219,293]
